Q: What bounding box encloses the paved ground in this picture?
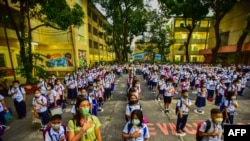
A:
[2,74,250,141]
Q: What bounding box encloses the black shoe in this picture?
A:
[181,129,186,133]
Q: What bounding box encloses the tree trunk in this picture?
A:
[211,21,221,65]
[235,20,250,66]
[185,28,194,63]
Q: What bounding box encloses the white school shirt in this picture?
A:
[44,126,67,141]
[0,94,4,112]
[66,79,77,89]
[54,84,65,96]
[104,77,112,88]
[224,99,238,113]
[164,84,174,97]
[122,123,150,141]
[47,89,58,104]
[95,86,104,98]
[216,83,226,95]
[158,80,165,90]
[199,119,223,141]
[8,87,26,102]
[37,81,47,94]
[32,96,48,113]
[176,98,192,114]
[125,103,142,116]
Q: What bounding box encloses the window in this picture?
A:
[220,31,229,46]
[88,24,92,33]
[93,28,98,36]
[94,42,98,49]
[16,55,23,67]
[87,7,91,17]
[99,20,103,27]
[89,40,93,48]
[0,54,6,67]
[92,13,98,22]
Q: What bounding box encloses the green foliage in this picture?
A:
[6,0,84,84]
[159,0,210,62]
[93,0,149,61]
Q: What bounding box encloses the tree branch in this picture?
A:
[30,23,62,31]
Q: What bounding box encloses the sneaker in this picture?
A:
[100,109,104,112]
[164,110,167,114]
[4,126,10,131]
[176,130,185,136]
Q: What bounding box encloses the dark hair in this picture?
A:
[12,80,20,84]
[47,83,54,89]
[226,91,235,100]
[130,109,143,127]
[132,80,140,87]
[74,95,90,126]
[210,108,221,115]
[50,114,62,121]
[181,90,188,94]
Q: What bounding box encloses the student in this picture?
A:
[44,114,67,141]
[176,90,192,136]
[198,108,223,141]
[163,78,176,114]
[125,94,142,122]
[122,109,150,141]
[66,74,78,105]
[156,75,165,101]
[32,89,50,130]
[223,91,238,124]
[67,96,102,141]
[8,80,26,119]
[195,82,207,114]
[87,84,98,116]
[54,79,65,107]
[132,80,141,101]
[46,83,59,110]
[71,90,92,117]
[95,80,104,112]
[215,79,227,106]
[0,94,10,129]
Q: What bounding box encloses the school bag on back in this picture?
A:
[196,120,211,141]
[175,98,190,115]
[220,99,230,112]
[42,124,67,141]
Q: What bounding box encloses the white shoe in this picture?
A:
[4,126,10,131]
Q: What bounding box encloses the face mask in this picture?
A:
[47,87,51,90]
[214,118,223,125]
[14,85,19,88]
[183,95,188,99]
[35,93,41,98]
[51,123,61,130]
[70,77,73,80]
[81,93,87,96]
[80,108,89,116]
[132,119,140,126]
[56,82,60,85]
[129,100,138,105]
[231,96,236,100]
[39,79,43,82]
[136,84,140,87]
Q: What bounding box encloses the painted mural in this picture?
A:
[78,50,87,68]
[45,52,73,67]
[133,52,161,61]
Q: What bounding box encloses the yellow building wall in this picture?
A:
[208,0,250,49]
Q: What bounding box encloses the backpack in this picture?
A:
[43,124,67,141]
[9,86,23,94]
[196,120,211,141]
[175,98,190,115]
[220,99,230,112]
[125,103,142,122]
[124,123,147,141]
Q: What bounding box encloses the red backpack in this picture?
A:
[42,124,67,141]
[196,120,211,141]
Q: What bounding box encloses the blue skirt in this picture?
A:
[195,96,206,107]
[67,88,77,99]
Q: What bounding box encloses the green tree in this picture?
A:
[159,0,209,62]
[3,0,84,84]
[94,0,148,62]
[203,0,237,64]
[147,10,175,62]
[235,13,250,65]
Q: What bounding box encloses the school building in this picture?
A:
[0,0,115,78]
[200,0,250,64]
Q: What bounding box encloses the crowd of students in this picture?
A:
[0,63,249,141]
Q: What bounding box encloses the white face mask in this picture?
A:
[51,123,61,130]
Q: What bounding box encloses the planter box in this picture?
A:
[24,85,37,94]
